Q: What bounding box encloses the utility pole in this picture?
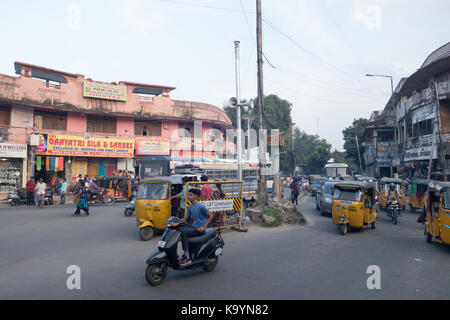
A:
[434,81,446,180]
[234,41,243,182]
[256,0,267,205]
[355,135,363,174]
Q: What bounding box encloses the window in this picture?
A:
[334,188,363,202]
[178,124,193,138]
[87,117,116,134]
[34,111,66,130]
[134,121,161,136]
[0,107,11,125]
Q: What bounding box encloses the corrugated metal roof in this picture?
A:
[421,42,450,69]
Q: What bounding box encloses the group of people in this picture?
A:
[25,177,68,206]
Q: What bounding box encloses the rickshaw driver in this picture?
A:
[178,188,215,267]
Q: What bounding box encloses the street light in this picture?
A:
[366,73,396,178]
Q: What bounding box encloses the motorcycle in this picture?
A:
[145,216,224,286]
[86,189,115,206]
[387,197,401,225]
[124,196,135,217]
[7,188,27,206]
[44,188,54,205]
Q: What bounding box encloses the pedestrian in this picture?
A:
[60,178,67,205]
[290,177,301,205]
[35,178,47,207]
[174,176,191,218]
[200,175,212,200]
[26,177,36,206]
[73,180,89,217]
[76,174,82,183]
[212,183,225,199]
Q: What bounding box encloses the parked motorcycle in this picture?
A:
[44,188,54,205]
[145,216,224,286]
[7,188,27,206]
[387,197,401,225]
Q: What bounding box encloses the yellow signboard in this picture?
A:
[83,81,127,101]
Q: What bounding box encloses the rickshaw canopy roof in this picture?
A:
[411,179,433,185]
[335,181,377,190]
[380,177,404,184]
[139,176,183,185]
[427,181,450,193]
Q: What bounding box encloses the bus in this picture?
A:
[324,163,349,178]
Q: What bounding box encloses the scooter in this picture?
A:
[145,216,224,286]
[7,188,27,206]
[44,188,54,205]
[124,196,135,216]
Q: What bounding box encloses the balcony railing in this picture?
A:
[405,80,450,111]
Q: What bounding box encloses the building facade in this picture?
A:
[0,61,235,194]
[363,42,450,180]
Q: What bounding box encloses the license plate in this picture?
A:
[158,241,166,248]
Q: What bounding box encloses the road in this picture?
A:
[0,194,449,300]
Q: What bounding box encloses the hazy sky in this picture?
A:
[0,0,449,150]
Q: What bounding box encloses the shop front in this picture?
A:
[34,134,134,183]
[0,143,27,194]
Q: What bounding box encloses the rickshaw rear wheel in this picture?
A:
[145,262,168,286]
[139,227,155,241]
[339,224,348,235]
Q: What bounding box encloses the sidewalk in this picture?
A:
[0,193,77,208]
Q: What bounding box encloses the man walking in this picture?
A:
[35,178,47,207]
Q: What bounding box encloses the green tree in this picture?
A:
[342,118,368,171]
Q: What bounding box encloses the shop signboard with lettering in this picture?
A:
[83,81,127,101]
[0,143,27,158]
[135,137,170,156]
[404,146,437,162]
[36,134,134,158]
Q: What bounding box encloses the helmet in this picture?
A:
[389,183,395,190]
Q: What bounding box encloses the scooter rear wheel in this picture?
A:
[145,262,168,286]
[203,257,219,272]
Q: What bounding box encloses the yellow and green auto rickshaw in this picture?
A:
[409,179,432,212]
[332,181,378,235]
[379,177,406,210]
[135,176,184,241]
[424,181,450,246]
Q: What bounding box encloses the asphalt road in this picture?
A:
[0,194,449,300]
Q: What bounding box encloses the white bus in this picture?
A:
[324,163,349,178]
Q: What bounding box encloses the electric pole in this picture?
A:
[256,0,267,205]
[234,41,243,182]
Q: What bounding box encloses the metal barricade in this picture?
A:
[185,181,247,231]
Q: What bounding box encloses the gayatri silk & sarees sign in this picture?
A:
[36,134,134,158]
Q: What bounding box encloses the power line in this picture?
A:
[261,17,388,95]
[159,0,252,14]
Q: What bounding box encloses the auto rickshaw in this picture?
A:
[135,176,184,241]
[308,175,322,193]
[379,178,406,210]
[424,181,450,246]
[409,179,432,212]
[97,176,133,201]
[332,181,378,235]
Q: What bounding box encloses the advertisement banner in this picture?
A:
[36,134,134,158]
[0,143,27,158]
[170,151,216,160]
[83,81,127,101]
[135,137,170,156]
[404,146,437,162]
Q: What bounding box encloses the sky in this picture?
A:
[0,0,449,151]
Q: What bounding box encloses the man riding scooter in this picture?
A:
[178,188,215,267]
[87,178,101,201]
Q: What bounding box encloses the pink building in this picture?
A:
[0,62,234,191]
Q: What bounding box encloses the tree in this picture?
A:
[304,139,332,174]
[342,118,368,171]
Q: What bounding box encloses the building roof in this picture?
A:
[399,42,450,96]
